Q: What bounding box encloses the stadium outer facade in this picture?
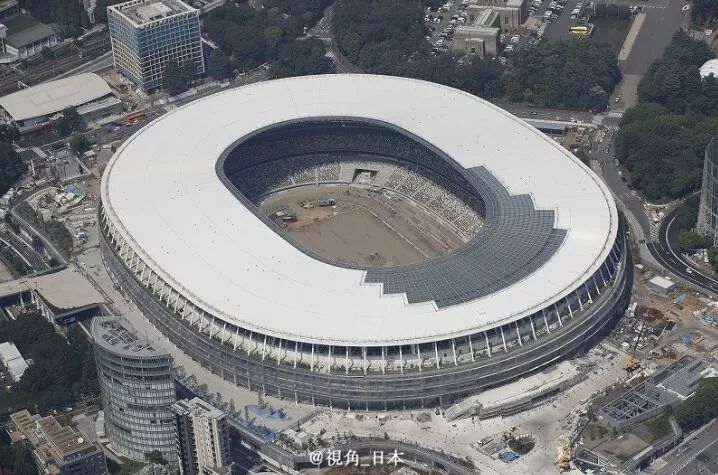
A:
[99,75,631,410]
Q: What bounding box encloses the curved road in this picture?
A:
[647,208,718,295]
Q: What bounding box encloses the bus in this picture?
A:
[569,26,590,36]
[126,109,146,125]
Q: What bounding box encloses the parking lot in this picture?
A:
[425,0,469,53]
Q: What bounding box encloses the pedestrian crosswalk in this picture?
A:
[606,110,624,119]
[606,125,620,132]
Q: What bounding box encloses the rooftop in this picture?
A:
[110,0,196,26]
[700,59,718,79]
[0,73,111,122]
[0,341,22,362]
[101,75,617,346]
[10,410,98,468]
[648,275,676,290]
[91,316,166,357]
[172,397,225,419]
[0,266,107,310]
[3,14,55,48]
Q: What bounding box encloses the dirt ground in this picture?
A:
[259,186,467,267]
[0,261,14,282]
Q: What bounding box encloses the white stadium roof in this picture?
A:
[700,59,718,80]
[102,75,617,346]
[0,73,111,122]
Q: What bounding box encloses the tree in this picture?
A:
[41,47,56,60]
[70,133,90,154]
[674,377,718,431]
[162,59,191,96]
[0,124,19,143]
[270,38,333,78]
[80,9,91,29]
[692,0,718,25]
[54,106,83,136]
[637,31,714,114]
[93,0,125,23]
[207,51,234,80]
[144,450,167,465]
[0,143,24,197]
[677,230,712,249]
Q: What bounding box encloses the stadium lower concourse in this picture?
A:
[100,75,631,410]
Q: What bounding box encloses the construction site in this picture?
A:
[259,186,467,268]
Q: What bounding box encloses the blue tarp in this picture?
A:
[674,293,686,303]
[499,451,519,463]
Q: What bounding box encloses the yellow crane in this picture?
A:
[625,321,646,373]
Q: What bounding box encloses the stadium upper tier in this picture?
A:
[101,74,618,347]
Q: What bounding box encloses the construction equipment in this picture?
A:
[556,440,571,471]
[625,321,646,373]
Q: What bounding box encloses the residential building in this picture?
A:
[107,0,204,91]
[697,139,718,243]
[172,398,231,475]
[9,410,108,475]
[92,316,177,462]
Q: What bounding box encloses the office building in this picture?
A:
[172,398,231,475]
[9,409,108,474]
[697,139,718,243]
[466,0,528,33]
[107,0,204,91]
[92,316,177,462]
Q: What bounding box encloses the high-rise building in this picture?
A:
[92,316,177,462]
[172,398,232,475]
[107,0,204,91]
[9,409,108,475]
[697,139,718,244]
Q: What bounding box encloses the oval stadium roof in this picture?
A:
[0,73,111,122]
[101,75,618,346]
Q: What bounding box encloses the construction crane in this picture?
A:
[625,321,646,373]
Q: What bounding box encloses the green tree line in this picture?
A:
[203,2,333,79]
[331,0,619,110]
[0,314,99,417]
[615,32,717,202]
[674,377,718,431]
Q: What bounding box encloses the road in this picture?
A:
[0,229,49,271]
[655,420,718,475]
[622,0,690,75]
[493,102,593,123]
[589,128,652,240]
[647,209,718,295]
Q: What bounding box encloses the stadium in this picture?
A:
[99,75,631,410]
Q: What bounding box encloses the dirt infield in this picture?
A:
[258,186,467,267]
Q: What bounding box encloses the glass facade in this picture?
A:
[93,318,177,462]
[697,139,718,244]
[108,0,204,91]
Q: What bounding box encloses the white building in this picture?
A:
[0,73,122,133]
[647,276,677,296]
[172,398,231,475]
[0,341,28,382]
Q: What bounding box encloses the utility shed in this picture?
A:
[647,276,676,296]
